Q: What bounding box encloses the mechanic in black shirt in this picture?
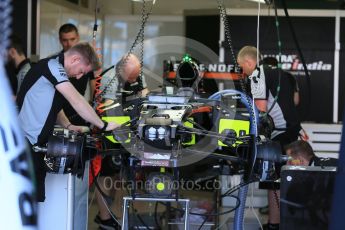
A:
[7,35,32,95]
[286,140,338,167]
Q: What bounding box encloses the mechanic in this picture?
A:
[237,46,301,230]
[16,42,120,202]
[285,140,338,167]
[57,23,96,125]
[93,53,148,230]
[7,34,31,95]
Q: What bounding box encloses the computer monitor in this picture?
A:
[280,165,336,230]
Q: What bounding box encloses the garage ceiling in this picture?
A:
[98,0,345,15]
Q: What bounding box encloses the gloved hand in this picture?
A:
[258,112,275,138]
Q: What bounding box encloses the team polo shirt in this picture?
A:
[250,66,300,138]
[100,65,147,101]
[16,53,69,145]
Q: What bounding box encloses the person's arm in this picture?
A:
[56,109,71,129]
[293,77,300,106]
[56,81,119,131]
[294,91,300,106]
[254,99,267,112]
[139,88,149,97]
[288,73,300,106]
[56,109,90,133]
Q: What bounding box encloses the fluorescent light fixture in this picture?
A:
[131,0,155,2]
[246,0,266,3]
[131,0,157,4]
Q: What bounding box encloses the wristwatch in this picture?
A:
[101,121,108,131]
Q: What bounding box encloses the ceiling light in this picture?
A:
[245,0,266,3]
[131,0,155,2]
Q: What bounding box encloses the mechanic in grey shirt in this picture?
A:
[16,42,120,202]
[99,54,148,106]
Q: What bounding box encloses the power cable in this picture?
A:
[216,0,258,137]
[93,0,155,106]
[0,0,11,59]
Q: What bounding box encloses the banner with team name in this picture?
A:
[222,15,336,123]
